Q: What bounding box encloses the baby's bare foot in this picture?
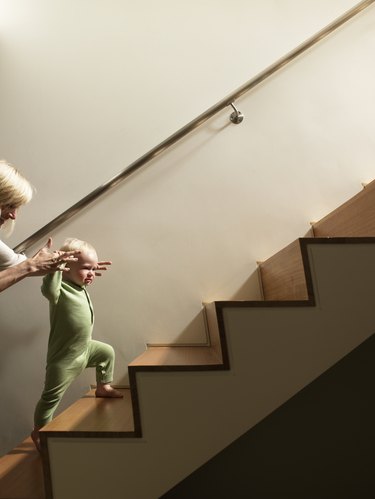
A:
[95,384,123,398]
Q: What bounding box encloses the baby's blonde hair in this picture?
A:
[60,237,96,254]
[0,160,34,208]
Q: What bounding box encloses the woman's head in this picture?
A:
[0,160,34,233]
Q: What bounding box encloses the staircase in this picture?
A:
[1,180,375,499]
[259,180,375,301]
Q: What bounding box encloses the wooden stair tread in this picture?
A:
[39,346,225,438]
[129,345,223,367]
[259,181,375,301]
[41,388,134,434]
[313,179,375,236]
[0,437,44,499]
[259,239,309,301]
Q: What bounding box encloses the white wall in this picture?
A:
[1,0,375,455]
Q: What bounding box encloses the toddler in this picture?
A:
[32,238,122,450]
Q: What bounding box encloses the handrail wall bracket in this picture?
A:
[229,103,244,124]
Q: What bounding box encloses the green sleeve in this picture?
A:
[41,272,63,304]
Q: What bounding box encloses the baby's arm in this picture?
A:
[41,271,63,304]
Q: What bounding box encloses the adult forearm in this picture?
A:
[0,238,81,293]
[0,259,33,292]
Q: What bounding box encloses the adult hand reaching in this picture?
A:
[94,260,112,277]
[28,238,81,275]
[0,238,80,292]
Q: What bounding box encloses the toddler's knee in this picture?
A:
[106,343,115,359]
[100,343,115,363]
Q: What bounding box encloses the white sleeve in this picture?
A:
[0,239,27,270]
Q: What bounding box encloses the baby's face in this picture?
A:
[64,250,98,287]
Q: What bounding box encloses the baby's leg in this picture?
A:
[32,363,78,450]
[86,340,123,398]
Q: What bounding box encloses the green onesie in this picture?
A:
[34,271,115,427]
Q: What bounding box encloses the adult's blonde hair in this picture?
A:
[60,237,97,255]
[0,160,34,235]
[0,160,34,208]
